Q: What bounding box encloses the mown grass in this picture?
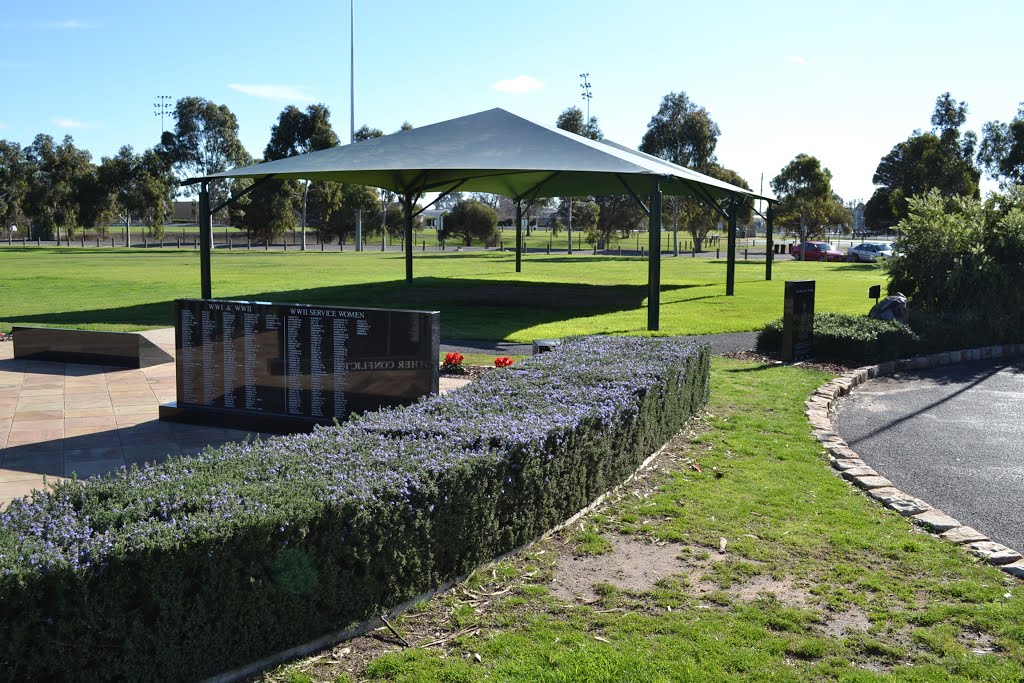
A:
[0,248,885,341]
[265,358,1023,682]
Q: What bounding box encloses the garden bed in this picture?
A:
[0,335,710,680]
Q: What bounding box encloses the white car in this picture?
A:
[847,242,894,262]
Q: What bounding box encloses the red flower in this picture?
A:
[494,356,514,368]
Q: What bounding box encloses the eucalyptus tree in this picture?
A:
[22,134,94,241]
[0,140,29,234]
[979,102,1024,188]
[639,92,746,252]
[246,104,340,244]
[166,96,251,220]
[771,154,848,256]
[865,93,980,228]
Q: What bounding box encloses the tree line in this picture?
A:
[3,92,1021,246]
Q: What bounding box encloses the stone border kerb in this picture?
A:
[805,343,1024,581]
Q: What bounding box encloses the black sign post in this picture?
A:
[869,284,881,306]
[160,299,440,433]
[782,280,815,363]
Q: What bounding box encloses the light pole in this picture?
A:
[154,95,172,136]
[351,0,363,251]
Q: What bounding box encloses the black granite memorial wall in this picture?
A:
[160,299,440,432]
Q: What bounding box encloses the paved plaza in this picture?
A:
[0,329,470,509]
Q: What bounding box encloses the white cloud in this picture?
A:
[228,83,315,103]
[784,55,807,65]
[48,19,96,29]
[492,75,544,94]
[53,117,92,129]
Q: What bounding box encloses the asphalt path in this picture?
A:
[832,358,1024,552]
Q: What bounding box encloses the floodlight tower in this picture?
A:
[154,95,173,135]
[579,74,592,127]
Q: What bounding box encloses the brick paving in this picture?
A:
[0,329,470,509]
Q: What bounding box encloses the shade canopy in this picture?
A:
[185,107,779,331]
[186,107,769,206]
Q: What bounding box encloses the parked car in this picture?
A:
[846,242,894,262]
[789,241,846,262]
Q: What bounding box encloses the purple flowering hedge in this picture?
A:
[0,336,710,680]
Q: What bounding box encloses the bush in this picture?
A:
[884,189,1024,346]
[757,312,920,362]
[0,336,710,680]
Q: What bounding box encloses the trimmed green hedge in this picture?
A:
[756,312,921,362]
[0,336,710,680]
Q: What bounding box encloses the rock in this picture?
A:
[841,466,879,479]
[966,541,1023,565]
[830,458,867,471]
[940,526,989,545]
[853,475,894,490]
[1001,560,1024,579]
[911,509,961,533]
[885,496,931,516]
[868,293,910,326]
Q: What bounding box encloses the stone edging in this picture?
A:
[805,343,1024,581]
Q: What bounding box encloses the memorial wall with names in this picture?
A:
[172,299,440,426]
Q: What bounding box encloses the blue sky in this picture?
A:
[2,0,1021,202]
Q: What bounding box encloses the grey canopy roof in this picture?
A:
[189,107,769,205]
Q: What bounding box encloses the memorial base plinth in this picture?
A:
[159,402,333,435]
[13,327,174,368]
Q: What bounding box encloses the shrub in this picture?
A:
[0,336,710,680]
[757,312,920,362]
[884,189,1024,346]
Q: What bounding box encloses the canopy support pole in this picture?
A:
[648,180,662,331]
[515,199,523,273]
[726,199,738,296]
[199,182,212,299]
[765,203,775,281]
[197,174,278,298]
[403,191,414,283]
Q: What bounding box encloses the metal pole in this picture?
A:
[199,182,212,299]
[301,182,308,251]
[726,199,737,296]
[567,197,573,255]
[403,192,414,283]
[648,180,662,331]
[350,0,355,145]
[515,200,522,273]
[673,198,678,256]
[766,204,774,281]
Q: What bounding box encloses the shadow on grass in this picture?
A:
[6,278,701,341]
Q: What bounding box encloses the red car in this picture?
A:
[790,241,846,262]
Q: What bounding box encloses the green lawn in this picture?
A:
[0,247,886,341]
[265,358,1024,682]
